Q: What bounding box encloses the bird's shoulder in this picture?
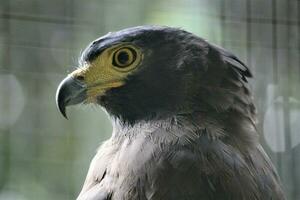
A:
[137,124,286,200]
[77,124,285,200]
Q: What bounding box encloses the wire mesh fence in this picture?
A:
[0,0,299,199]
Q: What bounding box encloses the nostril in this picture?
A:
[76,75,85,81]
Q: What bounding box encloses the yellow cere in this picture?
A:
[70,43,143,103]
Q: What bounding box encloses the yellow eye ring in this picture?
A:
[112,47,136,68]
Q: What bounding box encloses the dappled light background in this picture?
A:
[0,0,299,199]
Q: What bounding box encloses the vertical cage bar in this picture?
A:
[298,0,300,84]
[66,0,76,198]
[220,0,226,47]
[245,0,252,67]
[0,0,11,192]
[271,0,283,175]
[284,1,297,198]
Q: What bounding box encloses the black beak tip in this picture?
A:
[56,89,69,119]
[55,77,70,120]
[56,75,86,120]
[58,103,68,119]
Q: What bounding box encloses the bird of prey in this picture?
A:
[56,26,285,200]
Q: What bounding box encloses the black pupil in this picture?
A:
[118,51,129,65]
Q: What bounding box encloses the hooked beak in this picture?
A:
[55,76,87,119]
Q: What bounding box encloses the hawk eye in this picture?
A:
[113,47,136,68]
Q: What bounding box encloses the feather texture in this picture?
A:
[73,26,285,200]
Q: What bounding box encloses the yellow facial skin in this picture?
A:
[70,43,143,103]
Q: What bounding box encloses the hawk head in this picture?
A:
[56,26,252,124]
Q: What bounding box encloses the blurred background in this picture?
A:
[0,0,299,199]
